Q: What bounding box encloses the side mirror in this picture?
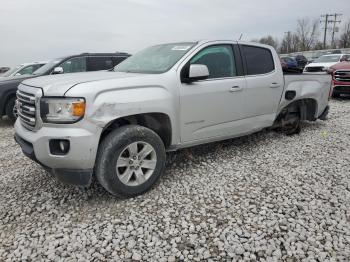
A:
[186,64,209,82]
[52,66,64,74]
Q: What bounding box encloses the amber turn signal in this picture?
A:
[72,101,86,117]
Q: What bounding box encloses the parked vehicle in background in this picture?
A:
[280,56,300,73]
[328,61,350,98]
[14,40,331,197]
[0,62,46,78]
[280,59,288,71]
[0,52,130,121]
[304,54,350,73]
[292,54,308,70]
[0,67,10,75]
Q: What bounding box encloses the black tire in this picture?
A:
[283,112,301,136]
[332,93,340,99]
[95,125,166,197]
[5,97,16,122]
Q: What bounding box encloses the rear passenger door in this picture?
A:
[240,44,284,123]
[87,56,114,71]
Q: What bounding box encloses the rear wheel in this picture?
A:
[95,125,166,197]
[5,97,16,122]
[282,112,301,136]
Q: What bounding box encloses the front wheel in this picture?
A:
[95,125,166,197]
[332,93,340,99]
[5,97,17,122]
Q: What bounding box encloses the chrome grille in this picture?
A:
[334,70,350,82]
[16,90,37,130]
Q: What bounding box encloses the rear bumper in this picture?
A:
[14,133,93,187]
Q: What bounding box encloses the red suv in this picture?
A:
[329,61,350,98]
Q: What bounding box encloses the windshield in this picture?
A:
[32,58,61,75]
[314,55,341,63]
[2,65,21,77]
[114,42,196,74]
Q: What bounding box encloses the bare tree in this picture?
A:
[296,18,319,51]
[280,32,298,53]
[339,19,350,48]
[258,35,279,50]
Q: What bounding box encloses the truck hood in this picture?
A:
[306,62,338,68]
[21,71,143,96]
[330,62,350,71]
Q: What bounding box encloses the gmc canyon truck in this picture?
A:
[14,40,331,197]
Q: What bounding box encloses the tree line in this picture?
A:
[252,18,350,54]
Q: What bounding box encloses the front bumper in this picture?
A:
[15,133,93,186]
[14,120,102,186]
[333,85,350,94]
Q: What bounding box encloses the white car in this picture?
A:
[304,54,350,73]
[0,62,46,78]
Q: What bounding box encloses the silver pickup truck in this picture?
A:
[14,40,331,197]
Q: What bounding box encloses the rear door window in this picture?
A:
[112,56,128,67]
[60,57,87,73]
[241,45,275,75]
[87,57,114,71]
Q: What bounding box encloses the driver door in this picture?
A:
[179,44,247,143]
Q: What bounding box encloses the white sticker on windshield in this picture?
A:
[172,46,191,51]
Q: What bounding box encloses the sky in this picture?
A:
[0,0,349,66]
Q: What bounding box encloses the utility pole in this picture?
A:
[330,14,342,48]
[320,13,342,49]
[284,31,291,53]
[321,14,329,49]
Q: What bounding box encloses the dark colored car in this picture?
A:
[328,61,350,98]
[0,52,130,121]
[280,56,300,73]
[292,55,308,71]
[280,59,288,71]
[0,67,10,74]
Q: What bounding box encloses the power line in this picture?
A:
[320,13,342,49]
[330,14,342,48]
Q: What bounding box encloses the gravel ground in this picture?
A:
[1,99,350,261]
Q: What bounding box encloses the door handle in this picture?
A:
[270,83,280,88]
[229,86,242,92]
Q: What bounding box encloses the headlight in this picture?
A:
[40,97,85,123]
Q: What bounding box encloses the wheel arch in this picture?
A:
[275,98,318,122]
[99,112,173,149]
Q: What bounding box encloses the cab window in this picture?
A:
[242,45,275,75]
[190,45,236,79]
[87,57,114,71]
